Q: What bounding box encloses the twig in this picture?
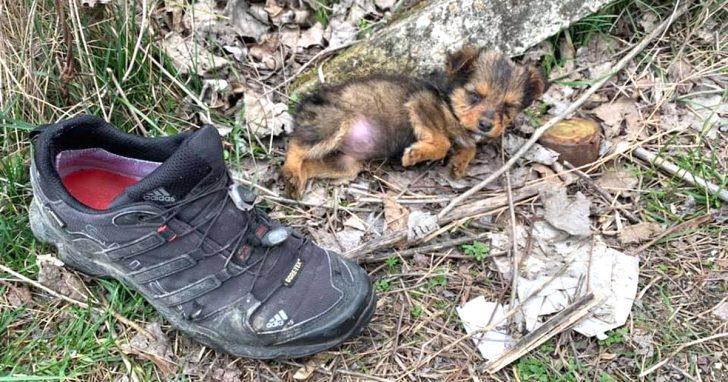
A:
[632,147,728,203]
[346,184,540,258]
[0,263,155,341]
[562,161,641,224]
[360,232,490,263]
[639,332,728,378]
[54,0,75,97]
[438,1,691,219]
[485,292,604,374]
[505,168,519,309]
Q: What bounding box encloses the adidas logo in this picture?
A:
[143,188,176,203]
[265,310,288,329]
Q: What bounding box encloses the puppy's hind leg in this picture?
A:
[300,154,363,187]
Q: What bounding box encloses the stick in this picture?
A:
[639,332,728,378]
[360,232,490,263]
[632,147,728,203]
[346,184,540,259]
[0,263,155,341]
[438,1,691,219]
[485,292,605,374]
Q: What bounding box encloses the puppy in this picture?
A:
[282,48,547,198]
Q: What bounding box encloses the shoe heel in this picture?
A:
[29,198,110,278]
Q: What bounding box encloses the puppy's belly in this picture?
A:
[339,117,382,160]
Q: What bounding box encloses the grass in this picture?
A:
[1,0,727,380]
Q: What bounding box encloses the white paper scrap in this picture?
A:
[456,297,515,360]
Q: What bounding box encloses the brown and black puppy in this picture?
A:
[282,48,547,198]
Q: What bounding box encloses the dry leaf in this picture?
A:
[344,215,368,231]
[165,0,186,33]
[596,167,638,195]
[293,358,319,380]
[122,323,177,378]
[299,22,326,48]
[225,0,270,42]
[249,33,284,70]
[591,97,642,140]
[668,58,694,94]
[6,285,33,307]
[375,0,396,10]
[713,302,728,322]
[162,33,230,75]
[631,328,655,357]
[336,229,364,252]
[407,210,439,241]
[37,254,87,301]
[687,95,728,139]
[639,11,658,33]
[383,194,409,232]
[540,187,592,237]
[326,19,358,49]
[244,92,294,138]
[619,222,662,245]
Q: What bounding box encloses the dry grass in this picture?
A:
[1,0,727,381]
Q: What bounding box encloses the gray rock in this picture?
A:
[293,0,612,93]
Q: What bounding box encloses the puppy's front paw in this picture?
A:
[282,168,306,199]
[401,147,421,167]
[450,162,468,179]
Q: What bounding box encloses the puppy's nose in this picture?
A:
[478,119,493,133]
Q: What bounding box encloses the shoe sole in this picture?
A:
[29,198,376,359]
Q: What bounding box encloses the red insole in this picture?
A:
[62,169,139,210]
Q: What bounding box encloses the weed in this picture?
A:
[410,304,423,319]
[460,241,490,262]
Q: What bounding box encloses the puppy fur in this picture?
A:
[282,48,547,198]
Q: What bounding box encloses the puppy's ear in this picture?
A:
[447,46,478,78]
[522,65,548,108]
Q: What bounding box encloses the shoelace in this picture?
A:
[137,179,301,295]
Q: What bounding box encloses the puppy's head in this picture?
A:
[446,48,547,139]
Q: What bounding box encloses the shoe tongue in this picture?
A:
[109,126,227,208]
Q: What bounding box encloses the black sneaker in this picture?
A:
[28,115,375,359]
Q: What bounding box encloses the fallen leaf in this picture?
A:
[161,33,230,75]
[542,84,575,116]
[375,0,396,10]
[249,33,284,70]
[326,19,358,49]
[668,58,694,94]
[631,328,655,357]
[540,186,592,237]
[407,210,439,241]
[383,194,409,232]
[36,254,87,301]
[591,97,643,140]
[713,301,728,321]
[165,0,186,33]
[293,358,319,380]
[244,92,294,138]
[336,229,364,252]
[225,0,270,41]
[6,285,33,307]
[639,11,658,33]
[686,95,728,139]
[344,215,368,231]
[619,222,662,245]
[298,22,326,48]
[122,323,177,378]
[596,166,638,195]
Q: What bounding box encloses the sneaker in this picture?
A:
[28,115,375,359]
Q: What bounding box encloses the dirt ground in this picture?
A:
[0,0,726,381]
